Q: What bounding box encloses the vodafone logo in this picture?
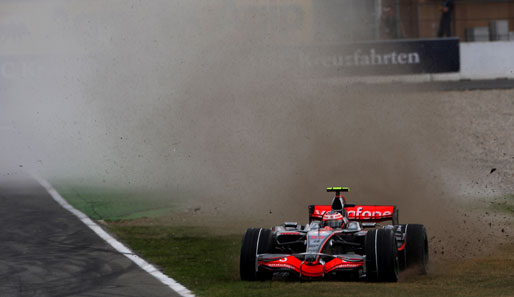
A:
[266,263,299,272]
[312,205,394,219]
[347,207,392,218]
[279,257,288,262]
[335,263,361,268]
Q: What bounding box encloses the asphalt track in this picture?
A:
[0,178,181,297]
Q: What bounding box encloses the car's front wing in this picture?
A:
[257,253,364,278]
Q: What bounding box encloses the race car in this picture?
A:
[240,187,428,282]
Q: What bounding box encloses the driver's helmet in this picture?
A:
[322,211,344,228]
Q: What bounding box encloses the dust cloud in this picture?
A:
[1,1,510,261]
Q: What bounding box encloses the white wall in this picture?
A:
[434,41,514,81]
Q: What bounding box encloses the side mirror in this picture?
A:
[361,222,377,228]
[284,222,298,228]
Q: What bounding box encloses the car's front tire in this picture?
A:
[240,228,273,281]
[365,228,399,282]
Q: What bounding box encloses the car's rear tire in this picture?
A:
[240,228,273,281]
[365,229,399,282]
[404,224,428,274]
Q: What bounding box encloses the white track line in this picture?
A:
[33,176,195,297]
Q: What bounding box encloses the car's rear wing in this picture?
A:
[308,204,399,224]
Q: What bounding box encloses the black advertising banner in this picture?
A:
[296,38,460,76]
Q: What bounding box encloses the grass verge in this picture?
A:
[107,223,514,297]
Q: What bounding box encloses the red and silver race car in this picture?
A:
[240,187,428,282]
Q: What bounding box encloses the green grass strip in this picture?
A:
[56,185,183,221]
[107,224,514,297]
